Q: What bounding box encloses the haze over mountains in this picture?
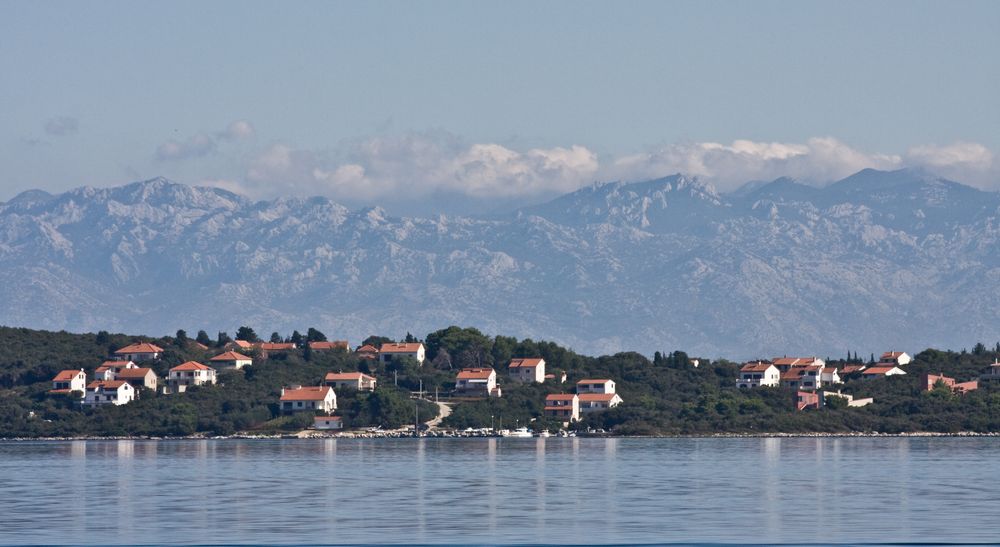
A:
[1,168,998,359]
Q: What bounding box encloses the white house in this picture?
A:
[115,367,158,392]
[314,416,344,430]
[544,394,580,423]
[879,351,912,366]
[94,360,136,380]
[112,342,164,362]
[455,368,500,397]
[861,365,907,379]
[821,368,842,385]
[981,361,1000,382]
[578,392,624,413]
[166,361,217,393]
[280,386,337,414]
[781,365,824,390]
[210,351,253,370]
[772,356,825,372]
[821,391,874,407]
[324,371,376,391]
[508,358,546,383]
[84,380,136,406]
[576,379,616,394]
[737,362,781,388]
[50,369,87,395]
[379,343,426,365]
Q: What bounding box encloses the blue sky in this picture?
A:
[1,1,998,214]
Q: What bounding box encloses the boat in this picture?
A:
[535,430,551,438]
[503,427,533,438]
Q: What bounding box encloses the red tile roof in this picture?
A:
[113,342,164,354]
[740,363,775,373]
[841,365,867,374]
[52,369,82,382]
[578,393,618,402]
[509,358,544,368]
[862,366,899,375]
[577,378,613,384]
[87,380,129,389]
[314,416,342,423]
[324,372,374,381]
[355,344,379,353]
[457,368,495,380]
[231,340,254,348]
[379,342,423,353]
[881,351,906,359]
[773,357,821,366]
[545,394,577,402]
[171,361,212,372]
[211,351,252,362]
[99,360,133,368]
[258,342,296,351]
[280,386,333,401]
[116,367,154,379]
[309,341,349,350]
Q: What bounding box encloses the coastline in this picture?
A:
[5,430,1000,442]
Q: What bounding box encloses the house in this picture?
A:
[861,366,907,379]
[455,368,501,397]
[508,358,546,383]
[314,416,344,430]
[94,360,137,380]
[257,342,296,352]
[210,351,253,370]
[279,386,337,414]
[225,340,255,351]
[772,357,825,372]
[112,342,164,362]
[324,371,376,391]
[821,368,842,385]
[796,390,820,410]
[379,343,425,365]
[840,364,867,375]
[309,340,349,351]
[821,391,874,407]
[355,344,379,360]
[115,367,158,391]
[922,373,978,394]
[781,365,824,390]
[578,392,624,413]
[980,361,1000,382]
[879,351,912,366]
[737,362,780,388]
[166,361,217,393]
[544,394,580,423]
[84,380,136,406]
[50,369,87,395]
[576,379,616,394]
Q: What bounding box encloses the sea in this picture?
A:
[0,436,996,545]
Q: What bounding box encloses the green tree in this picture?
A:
[306,328,327,342]
[217,331,232,347]
[270,332,283,343]
[175,329,188,347]
[196,330,211,346]
[236,326,259,342]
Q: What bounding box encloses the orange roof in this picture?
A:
[740,363,775,373]
[52,369,82,382]
[48,388,72,394]
[314,416,342,422]
[113,342,164,354]
[116,367,153,379]
[309,341,349,350]
[356,344,379,353]
[379,342,423,353]
[100,360,133,368]
[773,357,820,366]
[457,368,495,380]
[841,365,867,373]
[578,393,619,402]
[280,386,333,401]
[324,372,374,381]
[577,378,613,384]
[259,342,296,351]
[881,351,906,359]
[546,394,577,402]
[863,366,898,375]
[509,358,544,368]
[171,361,212,372]
[87,380,128,389]
[211,351,252,361]
[231,340,254,348]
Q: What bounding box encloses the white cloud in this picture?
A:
[44,116,78,136]
[155,120,254,161]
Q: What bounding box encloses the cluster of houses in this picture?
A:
[544,378,624,424]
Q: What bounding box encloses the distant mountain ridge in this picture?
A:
[2,169,999,358]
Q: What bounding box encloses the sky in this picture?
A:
[1,0,999,215]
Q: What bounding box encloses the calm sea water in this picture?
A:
[0,437,997,545]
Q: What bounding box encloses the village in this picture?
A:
[35,330,1000,438]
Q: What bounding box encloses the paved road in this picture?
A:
[424,401,453,429]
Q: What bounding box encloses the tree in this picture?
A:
[196,330,211,346]
[431,351,453,370]
[974,342,987,356]
[236,326,259,343]
[290,330,304,346]
[270,332,283,343]
[306,328,327,342]
[404,332,418,343]
[217,331,232,347]
[95,330,110,345]
[175,329,188,347]
[363,335,392,347]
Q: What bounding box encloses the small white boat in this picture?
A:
[535,430,551,438]
[503,427,533,438]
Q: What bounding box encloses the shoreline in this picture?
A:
[4,430,1000,442]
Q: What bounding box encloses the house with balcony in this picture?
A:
[279,386,337,414]
[576,379,616,394]
[112,342,164,362]
[578,392,624,413]
[737,362,780,388]
[50,369,87,395]
[455,368,501,397]
[94,360,137,381]
[544,394,580,423]
[84,380,136,406]
[324,371,376,391]
[772,356,825,372]
[781,365,824,390]
[165,361,217,394]
[379,343,425,365]
[508,358,546,383]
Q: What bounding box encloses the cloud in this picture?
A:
[155,120,254,161]
[44,116,78,136]
[202,133,998,204]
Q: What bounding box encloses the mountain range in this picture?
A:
[1,168,998,359]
